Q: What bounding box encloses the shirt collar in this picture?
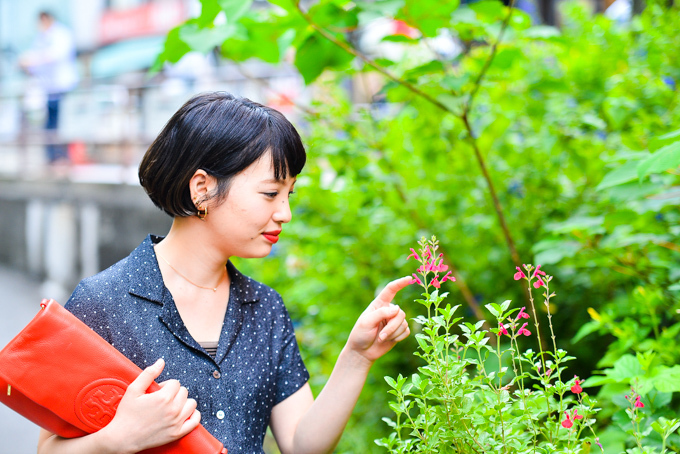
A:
[127,234,261,305]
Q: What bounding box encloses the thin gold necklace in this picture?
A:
[155,250,225,292]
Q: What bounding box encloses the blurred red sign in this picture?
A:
[99,1,186,44]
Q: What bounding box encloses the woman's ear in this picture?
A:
[188,169,216,204]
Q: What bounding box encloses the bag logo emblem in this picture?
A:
[75,378,127,430]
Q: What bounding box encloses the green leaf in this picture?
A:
[485,303,499,318]
[491,47,521,70]
[436,94,465,115]
[596,160,641,190]
[179,22,237,54]
[308,2,359,29]
[441,73,470,92]
[532,239,581,265]
[356,0,405,24]
[197,0,222,26]
[651,365,680,392]
[609,354,644,381]
[218,0,253,21]
[637,140,680,179]
[402,61,444,79]
[385,376,398,389]
[265,0,297,13]
[153,26,192,70]
[381,34,419,44]
[572,320,600,343]
[294,33,354,84]
[650,128,680,151]
[396,0,460,37]
[544,216,605,234]
[468,0,505,23]
[221,17,293,63]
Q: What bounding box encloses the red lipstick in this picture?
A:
[262,230,282,244]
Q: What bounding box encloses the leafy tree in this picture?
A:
[158,1,680,451]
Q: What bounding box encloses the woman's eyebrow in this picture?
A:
[260,177,297,184]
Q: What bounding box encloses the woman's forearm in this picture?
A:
[38,428,131,454]
[292,347,373,454]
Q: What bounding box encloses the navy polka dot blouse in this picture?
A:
[65,235,310,453]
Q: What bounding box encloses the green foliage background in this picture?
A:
[159,0,680,452]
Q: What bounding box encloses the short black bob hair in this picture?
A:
[139,92,306,217]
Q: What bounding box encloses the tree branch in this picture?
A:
[463,0,516,117]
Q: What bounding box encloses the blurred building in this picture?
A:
[0,0,305,180]
[0,0,306,302]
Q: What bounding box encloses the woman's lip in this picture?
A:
[262,231,281,244]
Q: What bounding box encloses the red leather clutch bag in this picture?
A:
[0,299,227,454]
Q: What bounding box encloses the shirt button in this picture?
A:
[212,370,221,379]
[216,410,225,420]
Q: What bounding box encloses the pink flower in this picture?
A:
[513,267,526,280]
[561,412,573,429]
[516,307,530,320]
[440,271,455,283]
[498,323,509,336]
[571,376,583,394]
[634,395,644,408]
[411,274,422,285]
[533,277,545,288]
[533,265,546,277]
[518,323,531,336]
[561,409,582,429]
[407,248,420,261]
[596,437,603,451]
[431,277,441,289]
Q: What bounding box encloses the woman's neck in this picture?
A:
[154,218,230,290]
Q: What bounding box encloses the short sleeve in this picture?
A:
[274,306,309,404]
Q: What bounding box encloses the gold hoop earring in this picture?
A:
[196,204,208,220]
[194,197,208,220]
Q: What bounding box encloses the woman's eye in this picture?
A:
[263,192,278,198]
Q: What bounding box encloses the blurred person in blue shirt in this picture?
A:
[19,10,79,165]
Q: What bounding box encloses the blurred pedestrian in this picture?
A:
[19,11,79,166]
[37,92,412,454]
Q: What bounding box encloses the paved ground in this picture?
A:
[0,266,46,454]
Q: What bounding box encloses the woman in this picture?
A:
[37,92,411,454]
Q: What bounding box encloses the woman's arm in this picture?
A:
[37,359,200,454]
[270,276,412,454]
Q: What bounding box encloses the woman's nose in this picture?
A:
[273,198,292,224]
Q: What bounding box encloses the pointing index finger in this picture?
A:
[374,276,413,307]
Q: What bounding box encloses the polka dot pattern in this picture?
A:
[65,235,310,454]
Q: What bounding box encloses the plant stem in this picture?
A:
[496,335,509,453]
[460,112,521,268]
[462,0,516,117]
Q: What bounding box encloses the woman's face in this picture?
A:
[206,153,296,259]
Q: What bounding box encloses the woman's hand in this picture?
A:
[99,358,201,453]
[346,276,412,365]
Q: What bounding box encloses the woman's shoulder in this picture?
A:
[66,235,158,309]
